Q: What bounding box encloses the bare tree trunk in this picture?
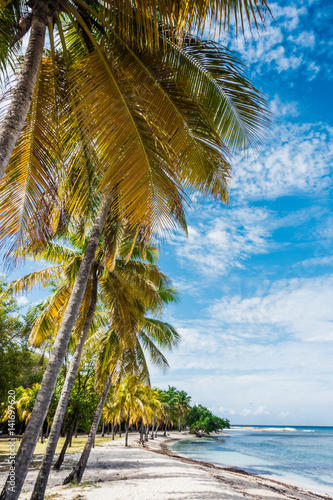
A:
[151,419,155,439]
[111,419,115,440]
[30,267,99,500]
[101,423,105,438]
[178,414,181,432]
[53,417,76,471]
[0,14,46,183]
[1,199,110,500]
[63,373,113,484]
[154,424,159,438]
[164,421,168,437]
[45,424,50,439]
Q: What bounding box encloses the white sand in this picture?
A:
[1,431,332,499]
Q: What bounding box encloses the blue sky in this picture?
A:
[5,0,333,425]
[151,0,333,426]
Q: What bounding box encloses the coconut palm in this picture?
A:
[113,374,150,447]
[0,0,270,181]
[175,390,191,431]
[63,284,179,484]
[1,8,270,499]
[3,230,170,500]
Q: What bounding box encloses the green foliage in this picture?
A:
[49,368,99,433]
[0,278,45,416]
[186,405,230,435]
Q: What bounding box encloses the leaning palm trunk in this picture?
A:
[0,14,46,183]
[30,271,98,500]
[63,373,113,484]
[53,415,76,471]
[1,199,110,500]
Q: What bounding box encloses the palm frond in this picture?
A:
[0,56,60,260]
[0,266,61,297]
[141,318,180,350]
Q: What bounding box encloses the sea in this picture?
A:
[172,426,333,497]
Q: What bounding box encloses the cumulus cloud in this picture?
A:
[231,122,333,201]
[224,1,330,80]
[171,205,272,277]
[209,274,333,341]
[16,295,29,306]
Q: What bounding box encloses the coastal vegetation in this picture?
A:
[0,0,270,498]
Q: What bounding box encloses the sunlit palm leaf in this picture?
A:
[0,56,60,258]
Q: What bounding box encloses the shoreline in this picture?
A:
[148,432,332,499]
[1,431,332,499]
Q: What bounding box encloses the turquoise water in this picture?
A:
[173,426,333,497]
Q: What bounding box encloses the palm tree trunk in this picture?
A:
[63,373,113,485]
[178,413,181,432]
[101,423,105,437]
[125,416,130,447]
[154,424,159,438]
[30,269,98,500]
[53,417,76,471]
[111,419,115,440]
[0,14,46,183]
[1,199,110,500]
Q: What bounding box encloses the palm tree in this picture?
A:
[3,231,170,500]
[175,390,191,432]
[63,286,179,484]
[1,12,270,500]
[157,387,178,436]
[113,374,149,447]
[0,0,270,181]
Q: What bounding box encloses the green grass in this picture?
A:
[0,434,120,460]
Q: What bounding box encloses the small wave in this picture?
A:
[302,430,315,433]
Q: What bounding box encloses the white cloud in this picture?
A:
[224,1,326,80]
[231,122,333,200]
[151,273,333,424]
[279,412,290,418]
[210,274,333,342]
[16,295,29,306]
[270,95,299,117]
[241,406,269,417]
[171,206,271,276]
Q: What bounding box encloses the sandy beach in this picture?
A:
[2,431,331,500]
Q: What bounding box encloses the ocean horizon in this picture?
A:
[172,425,333,497]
